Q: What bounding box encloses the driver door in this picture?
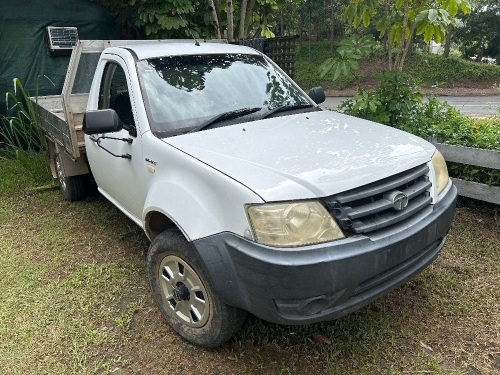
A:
[86,57,147,222]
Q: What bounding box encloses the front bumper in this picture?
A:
[192,184,457,325]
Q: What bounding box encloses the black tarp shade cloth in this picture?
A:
[0,0,119,116]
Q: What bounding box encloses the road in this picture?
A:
[322,96,500,117]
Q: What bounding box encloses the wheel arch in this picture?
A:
[144,209,186,242]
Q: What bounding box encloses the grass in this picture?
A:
[0,159,499,374]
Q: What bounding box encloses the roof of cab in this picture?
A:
[113,41,260,60]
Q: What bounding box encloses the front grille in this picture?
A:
[323,164,432,235]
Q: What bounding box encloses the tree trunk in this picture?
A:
[399,26,415,70]
[330,0,334,54]
[408,32,415,56]
[298,11,304,47]
[395,0,409,71]
[207,0,221,39]
[239,0,248,40]
[384,1,393,70]
[227,1,234,42]
[308,0,311,62]
[388,33,393,70]
[444,24,453,58]
[245,0,257,39]
[252,11,268,38]
[280,8,284,36]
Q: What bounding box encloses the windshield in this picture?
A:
[137,53,311,137]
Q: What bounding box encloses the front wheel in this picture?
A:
[147,230,247,348]
[54,153,86,201]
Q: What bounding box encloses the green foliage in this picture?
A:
[295,41,358,89]
[319,51,360,81]
[337,34,376,56]
[129,0,209,39]
[340,72,500,186]
[340,71,423,126]
[296,41,337,63]
[0,79,51,186]
[405,53,500,85]
[344,0,378,28]
[318,35,376,83]
[344,0,471,70]
[415,8,453,44]
[280,0,349,40]
[295,41,500,90]
[98,0,304,40]
[406,101,500,186]
[454,0,500,61]
[340,89,386,122]
[1,79,44,154]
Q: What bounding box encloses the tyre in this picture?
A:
[54,153,86,201]
[147,230,247,348]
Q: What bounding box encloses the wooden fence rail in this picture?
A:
[431,142,500,205]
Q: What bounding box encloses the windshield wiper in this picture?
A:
[188,107,262,133]
[260,103,315,120]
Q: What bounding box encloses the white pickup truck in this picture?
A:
[33,40,457,348]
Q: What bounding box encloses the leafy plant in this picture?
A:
[340,71,423,125]
[339,89,387,123]
[318,35,376,85]
[0,78,51,186]
[1,79,44,154]
[337,34,376,57]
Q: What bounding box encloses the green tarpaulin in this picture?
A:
[0,0,119,116]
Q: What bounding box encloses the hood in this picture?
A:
[165,111,435,202]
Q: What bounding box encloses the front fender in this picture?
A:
[142,152,263,242]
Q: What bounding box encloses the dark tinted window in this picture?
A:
[98,63,135,127]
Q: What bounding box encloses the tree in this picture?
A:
[455,0,500,64]
[344,0,471,70]
[97,0,301,41]
[208,0,303,42]
[129,0,210,39]
[286,0,348,41]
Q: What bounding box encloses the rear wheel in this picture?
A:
[54,153,86,201]
[147,230,247,348]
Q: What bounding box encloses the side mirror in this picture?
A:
[308,86,326,105]
[83,109,123,135]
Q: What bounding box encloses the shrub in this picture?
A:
[0,79,52,186]
[340,72,423,125]
[404,53,500,86]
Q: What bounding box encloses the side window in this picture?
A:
[98,62,135,128]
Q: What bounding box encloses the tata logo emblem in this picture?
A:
[386,191,409,211]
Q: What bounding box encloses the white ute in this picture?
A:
[33,40,457,347]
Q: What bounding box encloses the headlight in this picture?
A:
[246,201,345,247]
[431,149,449,195]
